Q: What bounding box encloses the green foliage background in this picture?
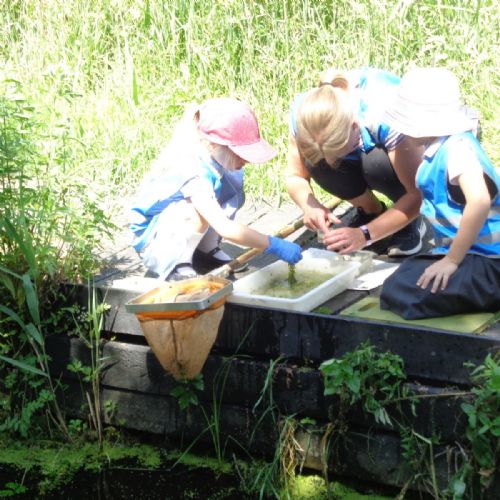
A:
[1,0,498,207]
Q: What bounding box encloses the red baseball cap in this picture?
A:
[197,98,277,164]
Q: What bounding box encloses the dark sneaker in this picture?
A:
[167,263,198,281]
[346,202,387,228]
[387,217,426,257]
[192,247,248,274]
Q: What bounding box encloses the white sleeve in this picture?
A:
[447,138,483,185]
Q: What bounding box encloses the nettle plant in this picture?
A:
[320,342,500,498]
[320,341,413,427]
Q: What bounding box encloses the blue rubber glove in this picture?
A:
[265,236,303,264]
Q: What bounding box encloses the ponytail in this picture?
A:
[319,69,349,90]
[295,70,355,165]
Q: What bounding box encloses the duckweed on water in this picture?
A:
[286,474,395,499]
[0,437,396,499]
[0,439,162,495]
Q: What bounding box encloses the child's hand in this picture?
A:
[416,256,459,293]
[265,236,303,264]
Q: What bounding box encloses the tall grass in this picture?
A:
[1,0,498,205]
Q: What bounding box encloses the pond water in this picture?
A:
[1,461,409,499]
[1,464,251,499]
[253,271,336,298]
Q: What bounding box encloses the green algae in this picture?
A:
[163,450,232,474]
[287,474,395,499]
[0,438,162,495]
[0,437,394,499]
[254,270,336,299]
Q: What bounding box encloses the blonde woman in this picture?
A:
[286,68,424,256]
[129,98,302,281]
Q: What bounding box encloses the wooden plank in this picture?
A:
[215,304,500,385]
[58,279,500,387]
[47,337,470,441]
[58,380,464,493]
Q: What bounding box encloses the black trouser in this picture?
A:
[380,254,500,319]
[306,146,406,202]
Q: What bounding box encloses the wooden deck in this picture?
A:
[47,198,500,496]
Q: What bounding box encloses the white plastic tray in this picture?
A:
[227,248,362,312]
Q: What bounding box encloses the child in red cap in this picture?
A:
[129,97,302,281]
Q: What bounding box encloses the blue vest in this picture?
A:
[417,132,500,256]
[129,155,224,251]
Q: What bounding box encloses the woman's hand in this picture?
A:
[303,206,341,233]
[322,226,366,254]
[416,256,458,293]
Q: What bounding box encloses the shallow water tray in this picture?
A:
[227,248,362,312]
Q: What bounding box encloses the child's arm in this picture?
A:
[191,193,302,263]
[417,165,491,293]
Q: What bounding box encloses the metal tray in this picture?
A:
[125,275,233,313]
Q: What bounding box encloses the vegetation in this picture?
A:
[0,0,499,497]
[1,0,498,209]
[320,343,500,499]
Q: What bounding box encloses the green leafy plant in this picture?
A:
[170,374,204,410]
[457,353,500,495]
[0,79,115,290]
[0,78,115,440]
[0,261,70,440]
[320,341,411,427]
[319,343,435,496]
[0,482,28,497]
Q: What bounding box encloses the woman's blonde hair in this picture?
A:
[296,70,355,165]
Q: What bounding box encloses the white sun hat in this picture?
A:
[384,67,476,138]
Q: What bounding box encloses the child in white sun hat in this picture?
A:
[380,67,500,319]
[129,97,302,281]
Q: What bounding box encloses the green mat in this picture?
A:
[340,297,498,334]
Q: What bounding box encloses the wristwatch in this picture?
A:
[359,225,373,247]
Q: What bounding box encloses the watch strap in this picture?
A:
[359,225,372,246]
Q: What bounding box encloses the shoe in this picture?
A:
[167,263,198,281]
[387,217,426,257]
[346,202,387,228]
[192,247,231,273]
[192,247,249,274]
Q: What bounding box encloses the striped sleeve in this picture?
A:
[384,127,405,151]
